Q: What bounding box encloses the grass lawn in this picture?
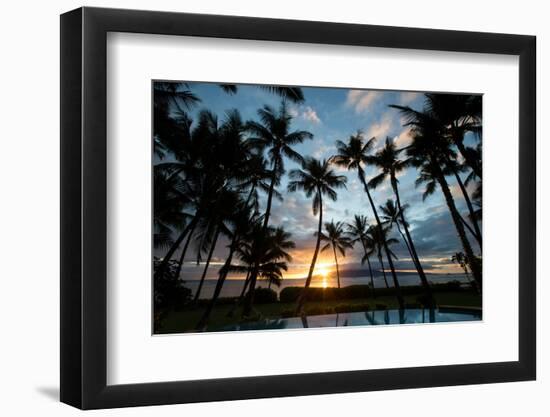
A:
[156,291,481,334]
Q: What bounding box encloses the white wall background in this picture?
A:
[0,0,545,415]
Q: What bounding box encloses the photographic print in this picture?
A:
[153,81,482,334]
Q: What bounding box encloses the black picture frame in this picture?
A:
[60,6,536,410]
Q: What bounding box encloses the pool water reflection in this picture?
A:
[213,308,482,332]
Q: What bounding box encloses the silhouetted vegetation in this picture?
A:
[153,82,482,333]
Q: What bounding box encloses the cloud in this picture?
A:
[394,128,413,149]
[346,90,382,113]
[288,106,299,118]
[366,113,392,141]
[302,106,321,124]
[312,143,335,159]
[290,105,322,124]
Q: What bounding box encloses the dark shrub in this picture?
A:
[375,303,387,310]
[340,285,372,299]
[253,287,278,304]
[153,257,192,311]
[280,287,303,303]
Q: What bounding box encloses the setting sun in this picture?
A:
[318,267,329,278]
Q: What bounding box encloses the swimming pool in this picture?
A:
[213,308,482,332]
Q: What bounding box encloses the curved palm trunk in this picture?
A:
[243,159,280,317]
[227,270,251,317]
[434,166,482,289]
[358,169,404,308]
[332,245,341,289]
[391,175,434,304]
[262,158,280,229]
[377,251,390,289]
[242,269,259,317]
[155,216,199,279]
[174,221,198,280]
[452,169,482,250]
[453,133,482,179]
[193,226,220,302]
[361,241,376,298]
[295,192,323,315]
[395,223,414,265]
[196,245,235,330]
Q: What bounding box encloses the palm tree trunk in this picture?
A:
[243,159,280,317]
[242,269,259,317]
[435,167,482,289]
[262,158,279,229]
[378,253,390,289]
[155,216,198,279]
[332,245,341,289]
[361,241,376,298]
[296,192,323,315]
[452,169,482,249]
[226,270,251,317]
[453,134,482,179]
[196,245,235,330]
[391,175,434,304]
[174,221,198,280]
[193,226,220,302]
[396,224,414,265]
[359,168,404,308]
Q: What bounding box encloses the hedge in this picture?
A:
[279,281,466,304]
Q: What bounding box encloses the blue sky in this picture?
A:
[159,81,481,279]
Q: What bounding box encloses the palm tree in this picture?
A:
[368,224,399,289]
[407,121,483,289]
[154,109,254,286]
[451,252,479,294]
[330,132,405,309]
[445,157,482,248]
[319,220,354,288]
[287,158,347,314]
[239,225,295,317]
[240,102,312,312]
[390,94,482,178]
[219,83,306,103]
[195,206,258,329]
[346,215,377,297]
[246,101,313,229]
[369,138,433,303]
[379,200,415,263]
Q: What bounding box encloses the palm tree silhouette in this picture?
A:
[390,93,481,178]
[319,220,354,288]
[369,137,433,304]
[451,251,479,293]
[246,101,313,229]
[346,214,377,297]
[330,132,405,309]
[196,209,259,330]
[237,224,295,317]
[405,116,482,289]
[367,224,398,289]
[287,158,347,314]
[241,102,312,314]
[379,200,414,262]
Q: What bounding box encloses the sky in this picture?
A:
[156,81,481,281]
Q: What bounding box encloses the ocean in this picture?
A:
[184,273,472,300]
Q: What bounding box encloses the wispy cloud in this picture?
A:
[346,90,382,113]
[394,127,413,149]
[289,105,322,124]
[366,113,392,141]
[302,106,321,124]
